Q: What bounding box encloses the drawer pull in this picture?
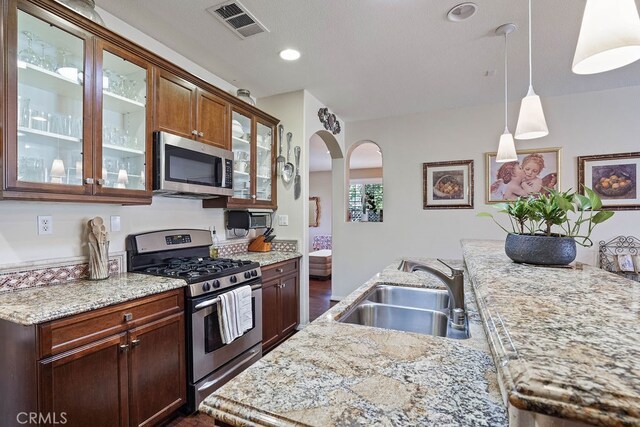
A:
[119,344,129,352]
[123,313,133,322]
[198,131,204,137]
[131,339,141,347]
[275,268,284,273]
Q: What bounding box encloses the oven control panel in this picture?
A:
[165,234,192,245]
[187,268,262,298]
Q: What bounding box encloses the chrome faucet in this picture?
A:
[398,259,466,329]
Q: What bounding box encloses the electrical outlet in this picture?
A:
[278,215,289,226]
[37,216,53,235]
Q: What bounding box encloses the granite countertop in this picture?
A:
[200,258,508,426]
[0,273,186,326]
[234,251,302,267]
[0,251,300,326]
[462,240,640,426]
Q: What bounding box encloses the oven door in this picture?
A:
[153,131,233,197]
[189,282,262,383]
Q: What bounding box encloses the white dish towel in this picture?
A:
[218,285,253,344]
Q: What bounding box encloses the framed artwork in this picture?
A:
[309,197,320,227]
[616,254,635,272]
[423,160,473,209]
[485,147,561,203]
[578,152,640,211]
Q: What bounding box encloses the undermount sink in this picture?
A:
[338,284,470,340]
[364,285,449,312]
[341,302,449,337]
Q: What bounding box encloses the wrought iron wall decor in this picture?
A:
[318,108,341,135]
[599,235,640,282]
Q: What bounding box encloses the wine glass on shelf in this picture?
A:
[18,31,39,66]
[38,39,55,71]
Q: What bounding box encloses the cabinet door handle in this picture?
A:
[198,131,204,137]
[123,313,133,321]
[119,344,129,352]
[275,268,284,273]
[84,178,94,184]
[96,178,105,186]
[192,129,198,136]
[131,339,141,347]
[252,195,256,199]
[282,283,286,288]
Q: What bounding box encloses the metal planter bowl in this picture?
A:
[505,233,577,266]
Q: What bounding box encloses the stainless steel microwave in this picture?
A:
[153,131,234,199]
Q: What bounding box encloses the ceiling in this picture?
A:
[95,0,640,123]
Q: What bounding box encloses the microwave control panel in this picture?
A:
[224,159,233,189]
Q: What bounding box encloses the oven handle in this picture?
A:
[194,283,262,310]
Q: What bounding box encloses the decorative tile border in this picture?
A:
[0,252,125,294]
[0,238,299,294]
[271,240,298,252]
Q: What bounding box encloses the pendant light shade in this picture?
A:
[573,0,640,75]
[515,87,548,140]
[497,131,518,162]
[515,0,548,140]
[495,23,517,164]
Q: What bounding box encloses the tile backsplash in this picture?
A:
[0,239,297,293]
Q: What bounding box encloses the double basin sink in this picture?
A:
[339,284,470,340]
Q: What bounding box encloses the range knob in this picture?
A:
[230,276,237,284]
[212,280,221,289]
[244,271,251,279]
[251,270,258,277]
[202,282,211,292]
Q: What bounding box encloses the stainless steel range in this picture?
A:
[126,229,263,413]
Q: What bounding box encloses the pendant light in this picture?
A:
[515,0,548,140]
[496,24,518,163]
[573,0,640,75]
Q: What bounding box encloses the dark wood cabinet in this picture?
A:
[2,0,153,205]
[38,333,130,427]
[0,289,185,426]
[155,69,229,150]
[261,259,300,353]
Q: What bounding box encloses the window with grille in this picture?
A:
[349,184,383,222]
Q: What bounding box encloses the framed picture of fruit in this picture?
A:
[578,152,640,211]
[423,160,473,209]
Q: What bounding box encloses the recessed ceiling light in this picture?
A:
[279,49,301,61]
[447,2,478,22]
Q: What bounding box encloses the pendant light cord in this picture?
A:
[504,32,509,130]
[528,0,533,87]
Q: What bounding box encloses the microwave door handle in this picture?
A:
[214,157,223,187]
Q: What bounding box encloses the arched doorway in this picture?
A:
[306,130,342,323]
[345,140,384,222]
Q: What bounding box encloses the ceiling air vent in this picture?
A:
[207,1,269,39]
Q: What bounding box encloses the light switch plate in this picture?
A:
[110,216,121,232]
[278,215,289,226]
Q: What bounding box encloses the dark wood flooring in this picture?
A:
[166,278,335,426]
[309,277,336,321]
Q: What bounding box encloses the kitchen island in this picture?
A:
[200,259,508,426]
[462,240,640,426]
[201,241,640,426]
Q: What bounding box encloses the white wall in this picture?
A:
[332,86,640,299]
[309,171,332,251]
[0,10,242,264]
[257,90,345,325]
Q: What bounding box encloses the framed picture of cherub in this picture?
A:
[485,147,562,203]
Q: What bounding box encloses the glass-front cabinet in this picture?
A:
[205,106,276,209]
[96,42,150,195]
[255,120,274,203]
[3,1,151,203]
[12,7,91,195]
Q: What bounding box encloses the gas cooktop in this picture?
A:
[144,257,257,283]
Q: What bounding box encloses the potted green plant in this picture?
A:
[479,188,614,265]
